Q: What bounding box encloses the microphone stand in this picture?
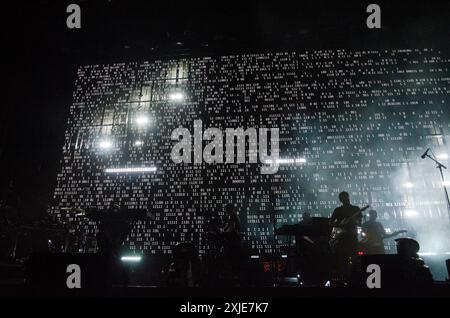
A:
[423,153,450,220]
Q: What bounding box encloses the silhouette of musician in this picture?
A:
[329,192,362,282]
[361,210,406,254]
[361,210,386,254]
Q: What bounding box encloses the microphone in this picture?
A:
[421,148,430,159]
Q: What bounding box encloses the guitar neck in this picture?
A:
[383,231,405,239]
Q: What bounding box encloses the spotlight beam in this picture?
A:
[105,167,157,173]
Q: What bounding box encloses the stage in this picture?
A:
[1,284,449,299]
[2,2,450,311]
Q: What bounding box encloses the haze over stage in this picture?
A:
[50,49,450,263]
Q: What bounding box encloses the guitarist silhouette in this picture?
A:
[329,191,368,284]
[360,210,407,254]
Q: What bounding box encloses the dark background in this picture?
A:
[1,0,449,220]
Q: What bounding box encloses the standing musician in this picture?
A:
[360,210,406,254]
[329,192,367,283]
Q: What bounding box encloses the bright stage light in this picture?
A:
[264,158,307,165]
[403,182,414,189]
[120,256,142,262]
[404,210,418,218]
[98,140,113,149]
[436,153,448,160]
[134,140,144,147]
[135,116,149,126]
[105,167,157,173]
[169,92,185,102]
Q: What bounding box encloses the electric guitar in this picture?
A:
[360,229,407,244]
[329,205,370,248]
[359,230,407,254]
[382,230,407,240]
